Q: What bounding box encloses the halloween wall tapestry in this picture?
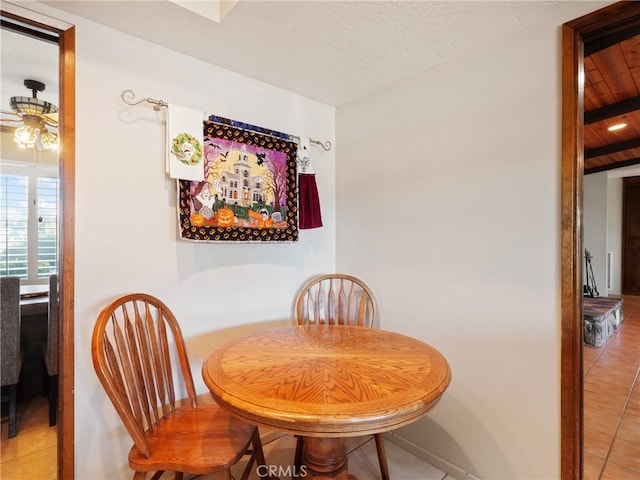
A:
[178,117,299,242]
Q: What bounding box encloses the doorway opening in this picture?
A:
[561,3,640,479]
[0,5,75,479]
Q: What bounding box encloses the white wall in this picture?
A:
[335,2,607,478]
[25,4,335,479]
[602,165,640,295]
[584,172,608,296]
[583,173,627,296]
[0,130,58,166]
[606,177,623,295]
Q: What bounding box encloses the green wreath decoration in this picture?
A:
[171,132,203,166]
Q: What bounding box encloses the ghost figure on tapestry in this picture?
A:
[192,181,218,220]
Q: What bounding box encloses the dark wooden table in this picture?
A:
[203,325,451,480]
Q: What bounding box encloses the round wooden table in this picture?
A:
[202,325,451,480]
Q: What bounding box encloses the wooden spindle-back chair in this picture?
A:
[295,273,376,327]
[92,293,267,480]
[293,274,389,480]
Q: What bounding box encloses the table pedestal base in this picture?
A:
[303,437,349,480]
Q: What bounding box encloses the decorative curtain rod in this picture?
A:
[121,89,167,111]
[290,136,332,152]
[120,89,332,151]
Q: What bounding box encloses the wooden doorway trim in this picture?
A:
[561,3,640,480]
[560,17,583,480]
[0,6,75,480]
[58,24,75,480]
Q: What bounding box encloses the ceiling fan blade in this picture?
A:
[0,117,23,123]
[0,109,21,118]
[42,112,58,126]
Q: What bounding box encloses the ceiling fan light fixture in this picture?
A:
[14,125,37,149]
[9,79,58,119]
[38,129,59,151]
[10,95,58,117]
[6,80,59,151]
[22,114,46,130]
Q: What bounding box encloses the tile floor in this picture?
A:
[583,295,640,480]
[0,396,449,480]
[225,433,450,480]
[2,296,638,479]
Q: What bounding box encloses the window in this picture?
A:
[0,162,58,284]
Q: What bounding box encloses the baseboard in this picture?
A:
[384,431,480,480]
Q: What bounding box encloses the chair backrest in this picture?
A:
[92,293,198,458]
[0,276,21,386]
[295,274,377,327]
[45,274,58,375]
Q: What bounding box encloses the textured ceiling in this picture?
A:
[41,0,584,106]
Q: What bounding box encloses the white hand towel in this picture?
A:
[167,104,205,181]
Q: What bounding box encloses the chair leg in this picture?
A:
[253,429,268,469]
[294,436,304,469]
[374,433,390,480]
[48,375,58,427]
[241,428,268,480]
[8,384,17,438]
[41,363,49,397]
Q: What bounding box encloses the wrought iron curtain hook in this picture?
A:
[310,139,332,152]
[120,89,167,111]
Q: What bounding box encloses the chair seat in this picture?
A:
[128,404,256,475]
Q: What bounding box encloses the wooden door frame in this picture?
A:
[561,2,640,479]
[58,23,75,480]
[0,6,75,479]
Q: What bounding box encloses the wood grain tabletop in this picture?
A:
[202,324,451,437]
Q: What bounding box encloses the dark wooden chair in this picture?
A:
[1,276,23,438]
[293,274,389,480]
[92,293,268,480]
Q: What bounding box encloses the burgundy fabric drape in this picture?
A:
[298,173,323,229]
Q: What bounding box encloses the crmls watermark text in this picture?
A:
[257,464,308,478]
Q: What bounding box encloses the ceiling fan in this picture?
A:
[1,79,59,150]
